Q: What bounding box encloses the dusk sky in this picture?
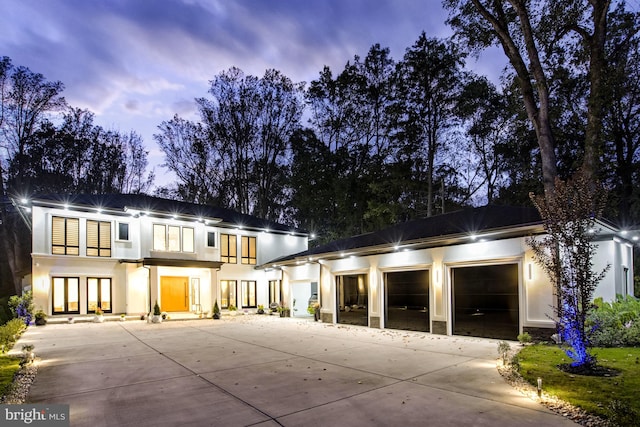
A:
[1,0,505,186]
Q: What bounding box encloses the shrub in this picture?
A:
[0,319,27,353]
[0,296,12,326]
[587,295,640,347]
[517,332,532,344]
[34,310,47,326]
[8,291,34,326]
[153,301,161,316]
[497,341,511,364]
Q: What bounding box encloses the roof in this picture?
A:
[263,205,544,267]
[25,194,306,236]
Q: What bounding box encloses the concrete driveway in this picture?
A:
[14,316,577,426]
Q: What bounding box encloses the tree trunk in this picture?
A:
[582,0,610,180]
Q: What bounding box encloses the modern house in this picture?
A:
[15,195,634,341]
[260,206,635,340]
[18,194,307,318]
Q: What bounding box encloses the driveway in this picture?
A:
[15,316,577,426]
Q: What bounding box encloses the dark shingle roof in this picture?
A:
[265,205,542,265]
[30,194,305,235]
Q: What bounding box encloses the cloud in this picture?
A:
[0,0,508,187]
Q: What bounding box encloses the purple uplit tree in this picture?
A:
[528,171,609,369]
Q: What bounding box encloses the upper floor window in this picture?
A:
[118,223,129,241]
[207,231,216,247]
[241,236,257,265]
[87,220,111,257]
[52,216,79,255]
[153,224,194,252]
[220,234,237,263]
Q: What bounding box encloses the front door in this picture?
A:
[160,276,189,312]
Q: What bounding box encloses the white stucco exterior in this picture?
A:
[21,196,634,341]
[275,220,633,340]
[27,196,307,317]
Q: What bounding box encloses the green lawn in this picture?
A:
[0,355,22,398]
[517,345,640,425]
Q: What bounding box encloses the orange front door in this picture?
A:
[160,276,189,312]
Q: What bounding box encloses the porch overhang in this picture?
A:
[120,258,224,269]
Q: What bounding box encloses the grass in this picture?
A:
[0,354,22,397]
[517,344,640,424]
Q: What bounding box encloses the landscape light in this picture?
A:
[537,377,542,398]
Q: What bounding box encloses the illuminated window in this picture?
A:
[183,227,194,252]
[52,277,79,314]
[87,220,111,257]
[221,234,237,263]
[52,217,79,255]
[168,226,181,251]
[153,224,166,251]
[241,236,257,265]
[220,280,236,309]
[269,280,279,305]
[87,278,112,313]
[241,280,257,308]
[153,224,194,252]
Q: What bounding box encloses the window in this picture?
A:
[153,224,195,252]
[241,236,257,265]
[207,231,216,247]
[87,220,111,257]
[52,277,79,314]
[241,281,257,308]
[118,223,129,240]
[269,280,279,305]
[153,224,166,251]
[88,278,112,313]
[183,227,194,252]
[220,280,236,309]
[191,278,201,312]
[52,217,79,255]
[168,225,181,251]
[221,234,237,263]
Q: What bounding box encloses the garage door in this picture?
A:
[336,274,368,326]
[452,264,519,340]
[385,270,430,332]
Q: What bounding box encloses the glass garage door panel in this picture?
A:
[385,270,430,332]
[336,274,368,326]
[452,264,519,340]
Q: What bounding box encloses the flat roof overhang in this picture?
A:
[120,258,224,269]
